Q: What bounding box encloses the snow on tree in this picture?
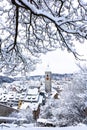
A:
[39,71,87,127]
[0,0,87,74]
[10,107,34,123]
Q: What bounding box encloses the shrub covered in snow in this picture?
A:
[10,108,34,123]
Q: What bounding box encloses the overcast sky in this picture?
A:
[30,41,87,76]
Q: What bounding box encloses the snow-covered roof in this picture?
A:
[37,118,53,124]
[0,116,26,122]
[20,102,39,111]
[50,88,58,98]
[28,88,39,95]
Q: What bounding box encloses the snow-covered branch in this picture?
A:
[0,0,87,74]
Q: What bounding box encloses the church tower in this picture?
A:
[45,65,52,93]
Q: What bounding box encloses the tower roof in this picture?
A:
[45,65,51,72]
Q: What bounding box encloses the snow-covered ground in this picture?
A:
[0,124,87,130]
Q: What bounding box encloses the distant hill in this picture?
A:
[29,73,73,80]
[52,73,73,80]
[0,76,15,84]
[0,73,73,84]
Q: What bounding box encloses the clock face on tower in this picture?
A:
[46,74,49,80]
